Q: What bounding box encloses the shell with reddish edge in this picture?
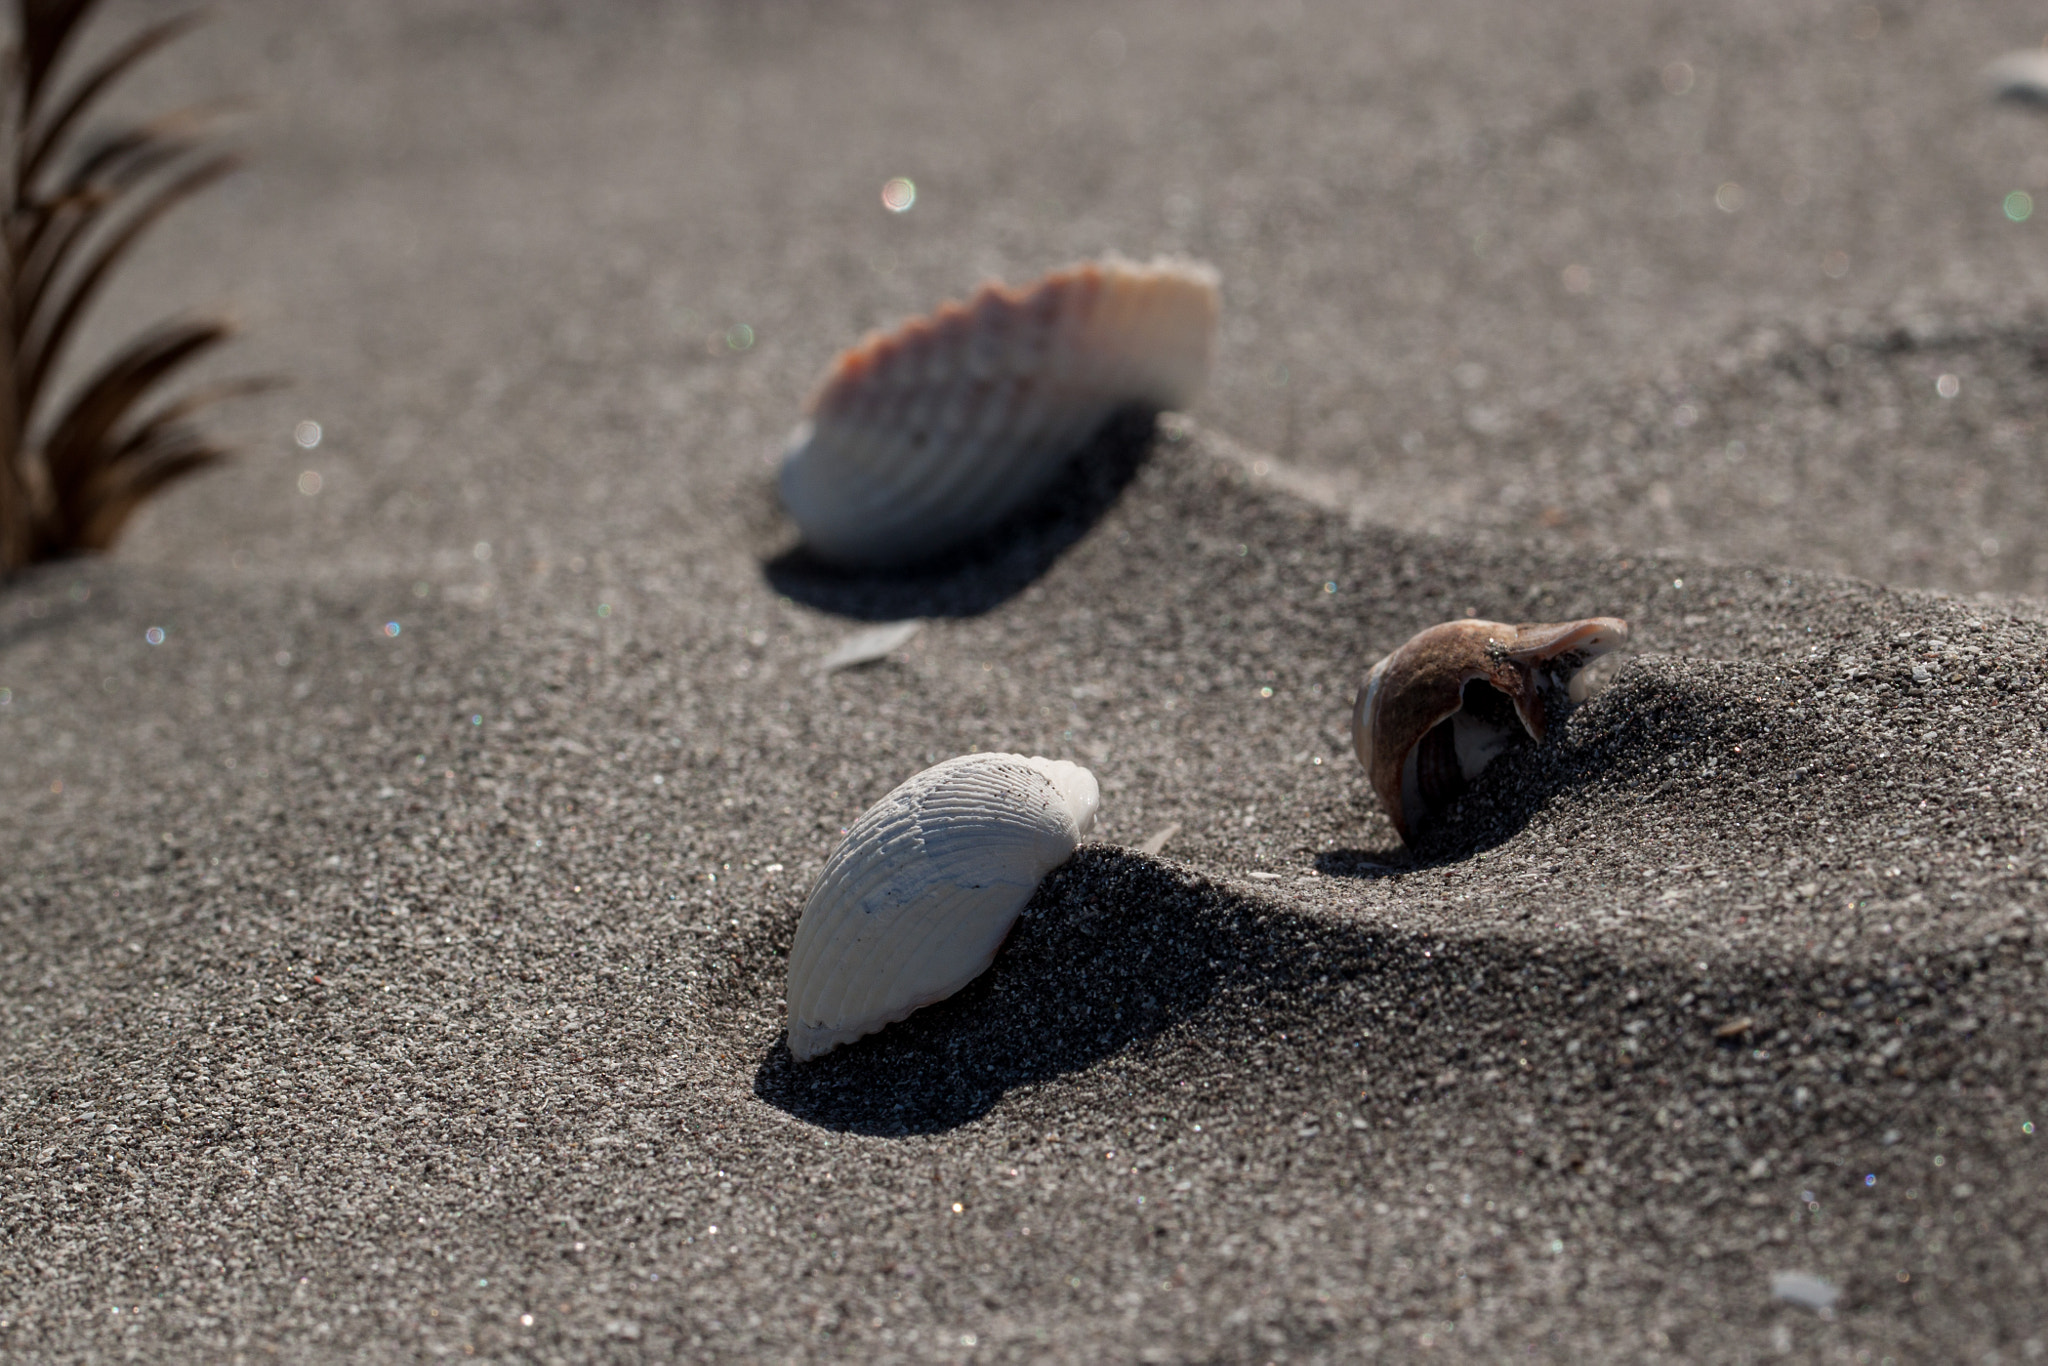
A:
[1350,617,1628,845]
[778,256,1219,569]
[783,753,1100,1062]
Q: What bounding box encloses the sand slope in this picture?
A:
[4,422,2046,1361]
[3,2,2048,1361]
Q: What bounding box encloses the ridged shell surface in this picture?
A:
[779,256,1220,569]
[784,753,1100,1061]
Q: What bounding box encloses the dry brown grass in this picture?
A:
[0,0,268,574]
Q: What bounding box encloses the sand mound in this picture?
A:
[3,421,2043,1361]
[7,1,2048,1356]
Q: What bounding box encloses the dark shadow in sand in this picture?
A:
[751,832,1996,1140]
[1314,848,1412,879]
[751,668,1817,1137]
[751,835,1633,1138]
[1314,734,1575,879]
[762,406,1157,621]
[751,846,1236,1135]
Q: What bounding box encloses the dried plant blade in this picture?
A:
[113,374,284,451]
[53,113,197,194]
[17,0,97,121]
[40,318,229,511]
[17,108,229,286]
[54,371,282,551]
[62,102,232,189]
[19,150,239,405]
[20,13,204,188]
[0,443,27,571]
[71,428,225,551]
[16,136,201,332]
[3,0,265,573]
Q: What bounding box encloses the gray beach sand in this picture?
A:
[4,2,2046,1360]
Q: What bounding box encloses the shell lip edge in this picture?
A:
[784,942,1012,1064]
[797,253,1222,417]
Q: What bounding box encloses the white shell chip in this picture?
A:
[783,753,1100,1061]
[779,255,1219,569]
[818,619,921,673]
[1769,1270,1841,1314]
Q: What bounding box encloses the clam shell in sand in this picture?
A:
[779,256,1219,569]
[783,753,1100,1061]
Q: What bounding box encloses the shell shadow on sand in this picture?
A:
[752,665,1771,1137]
[761,405,1159,621]
[1315,660,1743,874]
[750,844,2012,1143]
[1312,730,1573,876]
[753,848,1233,1134]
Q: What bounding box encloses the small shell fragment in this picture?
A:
[1769,1270,1840,1315]
[819,619,921,673]
[779,256,1220,569]
[784,753,1100,1061]
[1135,821,1181,857]
[1351,617,1628,845]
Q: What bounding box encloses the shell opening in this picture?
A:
[1398,677,1529,830]
[1451,683,1527,775]
[1517,620,1630,695]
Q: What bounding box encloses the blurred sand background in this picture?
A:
[3,0,2047,1360]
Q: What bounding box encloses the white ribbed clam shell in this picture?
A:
[779,256,1219,569]
[784,753,1100,1061]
